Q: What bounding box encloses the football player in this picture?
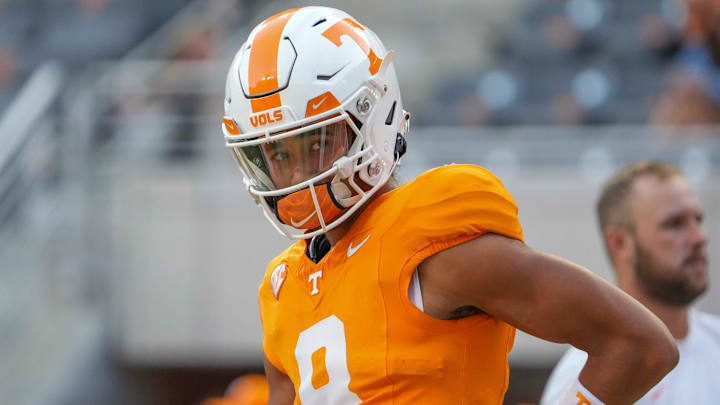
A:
[221,7,677,405]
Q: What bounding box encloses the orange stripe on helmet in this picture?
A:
[322,18,383,75]
[250,93,282,114]
[248,8,300,97]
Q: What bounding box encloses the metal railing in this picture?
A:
[0,62,64,224]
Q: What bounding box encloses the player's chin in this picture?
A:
[680,261,708,290]
[683,257,707,275]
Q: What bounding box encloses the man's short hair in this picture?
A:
[596,161,683,232]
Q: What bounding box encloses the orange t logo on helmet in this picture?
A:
[322,18,383,75]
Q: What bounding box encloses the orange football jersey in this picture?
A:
[258,164,524,404]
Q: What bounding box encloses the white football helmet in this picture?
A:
[223,6,410,239]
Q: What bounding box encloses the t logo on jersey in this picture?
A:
[308,270,323,296]
[270,263,288,299]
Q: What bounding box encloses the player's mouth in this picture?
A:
[683,254,707,272]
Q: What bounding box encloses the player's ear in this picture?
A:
[605,225,634,263]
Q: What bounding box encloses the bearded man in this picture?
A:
[541,161,720,405]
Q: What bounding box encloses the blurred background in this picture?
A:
[0,0,719,404]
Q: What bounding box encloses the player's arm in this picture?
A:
[419,233,678,405]
[264,355,295,405]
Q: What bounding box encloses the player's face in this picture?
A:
[260,121,352,189]
[630,175,708,305]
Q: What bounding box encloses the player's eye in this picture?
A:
[310,140,323,152]
[306,133,325,153]
[662,216,685,230]
[271,152,290,162]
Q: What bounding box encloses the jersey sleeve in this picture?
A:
[400,164,524,244]
[257,260,288,375]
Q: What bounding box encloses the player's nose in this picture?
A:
[290,165,309,185]
[689,220,707,249]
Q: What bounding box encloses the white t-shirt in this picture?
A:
[540,310,720,405]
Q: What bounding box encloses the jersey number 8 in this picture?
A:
[294,315,362,404]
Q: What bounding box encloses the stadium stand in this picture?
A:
[429,0,688,125]
[1,1,719,405]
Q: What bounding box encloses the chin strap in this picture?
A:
[330,155,362,208]
[307,234,331,264]
[330,181,361,207]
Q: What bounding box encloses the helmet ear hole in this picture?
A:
[394,133,407,160]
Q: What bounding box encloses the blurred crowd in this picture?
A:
[0,0,194,113]
[3,0,720,128]
[433,0,720,126]
[651,0,720,124]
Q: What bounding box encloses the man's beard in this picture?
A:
[634,242,708,306]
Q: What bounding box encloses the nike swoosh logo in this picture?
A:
[316,65,346,81]
[312,96,328,110]
[347,234,371,258]
[290,212,315,227]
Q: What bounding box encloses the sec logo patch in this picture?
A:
[270,263,288,300]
